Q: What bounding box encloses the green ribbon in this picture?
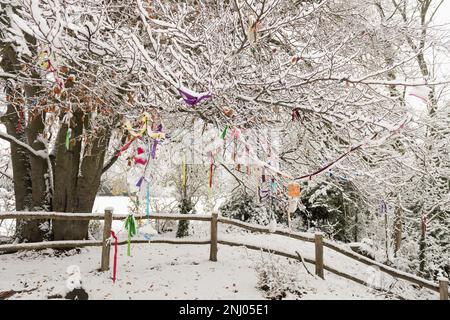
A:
[220,126,228,139]
[65,128,72,150]
[124,215,137,256]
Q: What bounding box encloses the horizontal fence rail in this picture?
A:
[218,239,406,299]
[0,239,211,253]
[0,210,448,299]
[0,211,211,221]
[218,217,315,243]
[322,240,440,292]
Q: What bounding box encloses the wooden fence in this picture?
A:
[0,209,448,300]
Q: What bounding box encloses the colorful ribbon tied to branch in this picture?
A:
[292,108,301,121]
[136,176,144,188]
[117,136,138,156]
[134,157,147,165]
[221,126,228,140]
[111,230,118,283]
[150,124,163,159]
[380,200,387,215]
[38,51,64,89]
[124,113,149,137]
[134,146,147,165]
[65,128,72,150]
[271,178,277,193]
[124,215,137,256]
[177,86,212,106]
[209,151,214,191]
[146,183,150,220]
[247,19,261,45]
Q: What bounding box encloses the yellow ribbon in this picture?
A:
[38,51,50,70]
[148,131,165,139]
[124,113,149,137]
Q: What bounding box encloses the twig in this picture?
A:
[295,250,315,278]
[0,287,39,300]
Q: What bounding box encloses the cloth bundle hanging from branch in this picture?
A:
[124,113,150,138]
[291,108,301,121]
[65,128,72,150]
[134,147,147,165]
[247,19,261,45]
[177,84,212,106]
[118,113,165,158]
[149,124,164,159]
[38,50,64,89]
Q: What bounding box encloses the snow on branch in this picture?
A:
[0,131,48,160]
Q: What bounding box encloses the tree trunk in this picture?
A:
[418,214,427,276]
[393,206,403,257]
[51,110,84,240]
[52,118,111,240]
[1,27,114,242]
[0,45,47,242]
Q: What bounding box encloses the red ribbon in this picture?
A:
[421,215,427,234]
[117,136,137,156]
[47,60,64,89]
[245,144,250,175]
[291,108,301,121]
[111,230,118,283]
[134,157,147,165]
[209,152,214,189]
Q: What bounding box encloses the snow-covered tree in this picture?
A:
[0,0,448,286]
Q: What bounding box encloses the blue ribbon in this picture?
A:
[146,182,150,220]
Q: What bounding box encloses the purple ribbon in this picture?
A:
[136,176,144,187]
[151,140,158,159]
[150,124,163,159]
[380,200,387,215]
[178,87,212,106]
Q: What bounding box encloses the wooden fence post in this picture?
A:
[315,233,324,279]
[100,207,113,271]
[439,278,449,300]
[209,212,218,262]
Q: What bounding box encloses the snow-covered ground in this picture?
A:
[0,241,400,300]
[0,196,439,300]
[0,222,437,300]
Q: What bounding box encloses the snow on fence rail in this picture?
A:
[0,211,211,221]
[0,209,448,300]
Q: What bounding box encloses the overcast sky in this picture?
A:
[431,0,450,81]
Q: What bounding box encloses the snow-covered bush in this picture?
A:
[299,179,367,242]
[254,252,305,300]
[88,220,103,240]
[176,198,195,238]
[220,189,272,226]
